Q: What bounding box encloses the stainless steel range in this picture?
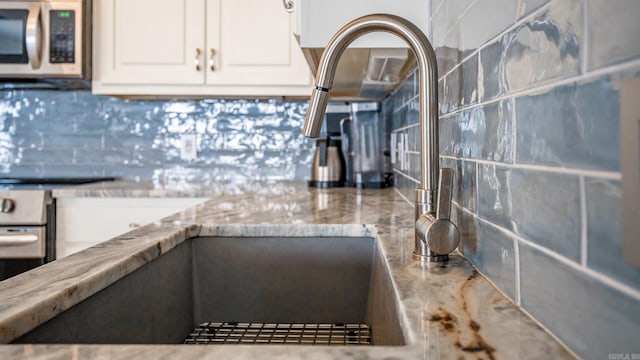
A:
[0,177,115,281]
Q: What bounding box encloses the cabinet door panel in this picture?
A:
[206,0,311,86]
[95,0,205,85]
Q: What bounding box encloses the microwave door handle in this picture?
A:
[0,234,39,246]
[26,4,43,70]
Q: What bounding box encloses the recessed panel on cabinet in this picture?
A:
[206,0,311,86]
[94,0,205,85]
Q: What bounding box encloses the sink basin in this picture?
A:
[14,235,405,346]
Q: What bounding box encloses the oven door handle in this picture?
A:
[0,234,40,246]
[26,4,43,70]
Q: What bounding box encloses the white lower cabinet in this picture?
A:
[55,198,208,258]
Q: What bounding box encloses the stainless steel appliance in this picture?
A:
[309,103,350,188]
[0,0,91,79]
[342,102,393,189]
[309,137,345,188]
[0,177,114,281]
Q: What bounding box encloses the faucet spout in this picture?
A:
[302,14,459,262]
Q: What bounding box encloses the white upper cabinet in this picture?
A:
[92,0,313,96]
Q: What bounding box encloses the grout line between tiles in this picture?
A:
[468,209,640,302]
[440,155,621,180]
[391,122,420,133]
[392,93,419,115]
[440,57,640,118]
[438,2,552,82]
[393,187,414,207]
[393,168,421,185]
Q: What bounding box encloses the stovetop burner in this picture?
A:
[0,177,118,185]
[0,177,117,190]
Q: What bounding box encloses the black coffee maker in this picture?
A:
[308,103,350,188]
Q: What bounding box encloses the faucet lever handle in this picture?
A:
[436,168,454,221]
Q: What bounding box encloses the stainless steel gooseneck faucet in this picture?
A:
[302,14,460,262]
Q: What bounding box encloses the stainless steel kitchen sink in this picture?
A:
[13,236,405,346]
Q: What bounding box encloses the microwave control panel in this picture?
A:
[49,10,75,64]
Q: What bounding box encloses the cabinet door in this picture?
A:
[206,0,311,87]
[56,198,208,258]
[94,0,206,85]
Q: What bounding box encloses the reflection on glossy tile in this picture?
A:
[478,165,581,261]
[443,158,477,212]
[439,100,513,162]
[476,164,514,230]
[515,76,621,171]
[585,178,640,290]
[443,54,478,113]
[463,217,518,301]
[520,240,640,359]
[587,0,640,70]
[0,90,313,180]
[479,0,581,101]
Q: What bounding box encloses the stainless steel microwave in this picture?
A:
[0,0,90,78]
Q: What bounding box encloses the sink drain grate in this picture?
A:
[183,322,372,345]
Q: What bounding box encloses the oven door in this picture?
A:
[0,4,43,70]
[0,227,46,281]
[0,227,45,258]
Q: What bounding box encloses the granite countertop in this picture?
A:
[0,180,574,359]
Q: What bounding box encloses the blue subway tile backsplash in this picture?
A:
[519,240,640,359]
[515,76,623,171]
[0,90,313,180]
[388,0,640,357]
[586,178,640,290]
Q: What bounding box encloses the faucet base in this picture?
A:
[412,252,449,263]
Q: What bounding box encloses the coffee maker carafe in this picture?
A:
[308,103,350,188]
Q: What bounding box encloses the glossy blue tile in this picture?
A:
[586,178,640,290]
[456,159,477,211]
[478,41,503,100]
[479,0,582,101]
[435,47,463,80]
[452,205,479,254]
[587,0,640,70]
[482,100,514,163]
[515,76,621,171]
[0,90,313,180]
[443,64,461,113]
[394,173,418,205]
[441,158,476,212]
[406,124,420,153]
[478,165,581,261]
[407,152,421,181]
[520,240,640,359]
[461,217,518,301]
[460,54,478,107]
[439,100,513,162]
